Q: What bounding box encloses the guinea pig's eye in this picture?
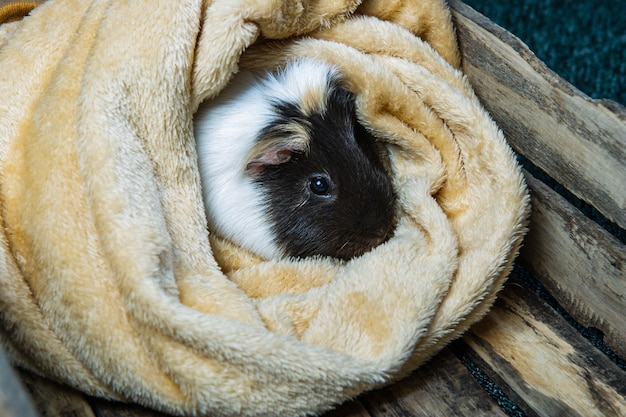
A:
[308,175,330,196]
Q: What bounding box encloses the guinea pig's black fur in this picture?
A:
[249,80,396,260]
[194,59,396,260]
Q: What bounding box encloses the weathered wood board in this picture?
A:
[88,397,172,417]
[463,280,626,417]
[326,349,508,417]
[18,370,97,417]
[449,0,626,230]
[450,0,626,359]
[521,171,626,358]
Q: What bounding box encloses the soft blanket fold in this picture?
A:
[0,0,530,416]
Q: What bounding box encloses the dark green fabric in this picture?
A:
[463,0,625,105]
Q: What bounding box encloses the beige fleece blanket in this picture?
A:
[0,0,530,416]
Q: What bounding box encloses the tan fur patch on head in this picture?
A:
[297,81,328,116]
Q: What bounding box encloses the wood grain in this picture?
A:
[18,370,95,417]
[463,281,626,417]
[324,399,372,417]
[88,397,172,417]
[520,171,626,358]
[449,0,626,230]
[329,349,508,417]
[17,370,173,417]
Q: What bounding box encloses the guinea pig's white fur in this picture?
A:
[193,59,339,259]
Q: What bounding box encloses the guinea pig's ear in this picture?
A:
[245,138,308,179]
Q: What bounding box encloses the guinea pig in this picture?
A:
[193,58,396,260]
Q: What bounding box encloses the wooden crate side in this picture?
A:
[325,399,372,417]
[449,0,626,230]
[520,171,626,358]
[17,370,172,417]
[463,281,626,417]
[18,370,95,417]
[88,398,172,417]
[326,349,508,417]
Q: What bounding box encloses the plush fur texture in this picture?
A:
[0,1,530,416]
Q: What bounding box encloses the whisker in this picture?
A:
[292,195,310,212]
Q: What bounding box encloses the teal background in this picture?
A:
[462,0,625,104]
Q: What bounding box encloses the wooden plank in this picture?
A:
[0,347,40,417]
[324,399,372,417]
[520,171,626,358]
[345,349,508,417]
[88,398,172,417]
[18,370,96,417]
[449,0,626,229]
[463,280,626,417]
